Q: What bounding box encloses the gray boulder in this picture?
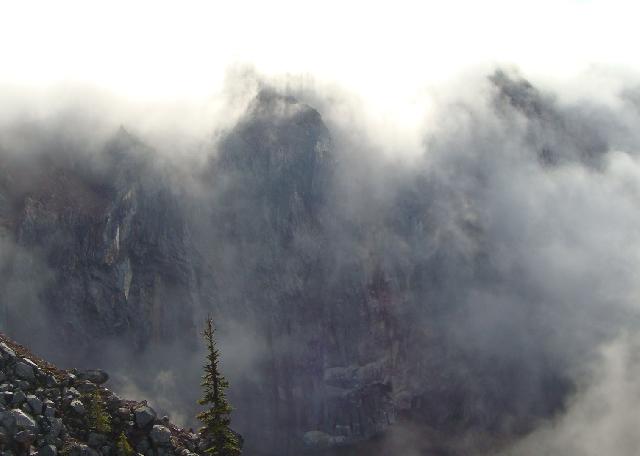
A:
[11,409,37,431]
[0,409,16,429]
[0,342,16,359]
[150,424,172,445]
[70,399,85,415]
[64,387,80,399]
[47,417,63,438]
[76,381,97,395]
[15,361,35,381]
[27,395,43,414]
[69,444,99,456]
[135,405,156,428]
[44,399,56,417]
[0,426,8,444]
[75,369,109,385]
[13,428,35,444]
[38,444,57,456]
[87,432,107,448]
[11,390,26,406]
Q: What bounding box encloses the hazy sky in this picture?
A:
[2,0,637,104]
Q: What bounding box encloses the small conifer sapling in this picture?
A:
[197,316,241,455]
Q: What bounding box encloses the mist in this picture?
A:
[2,67,640,455]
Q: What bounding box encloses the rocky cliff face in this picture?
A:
[0,128,201,361]
[0,76,579,455]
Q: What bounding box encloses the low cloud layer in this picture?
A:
[500,334,640,456]
[2,68,640,455]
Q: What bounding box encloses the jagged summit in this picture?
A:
[210,89,333,239]
[489,68,609,166]
[489,69,553,119]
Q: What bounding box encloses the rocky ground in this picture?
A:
[0,333,224,456]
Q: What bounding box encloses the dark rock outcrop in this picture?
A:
[0,128,201,361]
[0,333,236,456]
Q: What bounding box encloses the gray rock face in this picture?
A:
[302,430,347,449]
[0,85,577,455]
[0,128,200,362]
[200,93,398,450]
[0,93,427,454]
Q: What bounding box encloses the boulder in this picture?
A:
[0,335,222,455]
[14,361,35,381]
[135,405,156,428]
[70,399,85,415]
[0,425,8,443]
[38,444,57,456]
[43,400,56,418]
[150,424,172,445]
[13,428,35,444]
[0,342,16,359]
[69,444,99,456]
[27,395,43,414]
[0,409,16,429]
[47,417,63,438]
[75,369,109,385]
[87,432,107,448]
[11,390,26,406]
[64,387,80,399]
[76,381,97,395]
[11,409,37,431]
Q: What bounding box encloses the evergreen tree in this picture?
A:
[115,432,134,456]
[86,389,111,434]
[197,316,241,456]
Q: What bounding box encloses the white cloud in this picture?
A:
[2,0,638,107]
